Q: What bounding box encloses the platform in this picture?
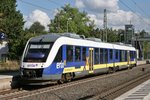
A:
[115,79,150,100]
[0,72,19,90]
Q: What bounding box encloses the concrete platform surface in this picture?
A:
[115,79,150,100]
[0,71,19,90]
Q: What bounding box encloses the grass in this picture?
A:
[0,61,19,72]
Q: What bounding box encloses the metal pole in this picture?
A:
[67,20,68,33]
[103,9,107,42]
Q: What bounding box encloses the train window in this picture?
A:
[115,50,118,59]
[125,51,127,61]
[54,47,62,62]
[94,48,99,64]
[134,51,136,58]
[100,49,103,64]
[130,51,134,59]
[67,46,73,62]
[23,42,53,62]
[110,49,113,60]
[119,50,122,62]
[82,47,86,61]
[75,46,81,62]
[130,51,132,59]
[104,49,108,63]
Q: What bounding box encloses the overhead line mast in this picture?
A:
[103,9,107,42]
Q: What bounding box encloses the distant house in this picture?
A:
[0,41,8,62]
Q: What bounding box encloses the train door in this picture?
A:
[89,48,94,73]
[127,51,130,66]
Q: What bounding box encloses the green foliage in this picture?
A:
[143,42,150,59]
[49,4,94,37]
[0,0,24,59]
[27,21,46,34]
[139,29,148,37]
[107,28,118,42]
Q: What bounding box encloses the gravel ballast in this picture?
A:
[20,64,150,100]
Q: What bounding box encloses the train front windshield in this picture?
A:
[23,42,53,62]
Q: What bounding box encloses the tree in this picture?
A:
[28,21,45,34]
[139,29,148,37]
[0,0,24,59]
[49,4,94,37]
[107,28,118,42]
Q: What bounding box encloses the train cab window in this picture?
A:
[82,47,86,61]
[67,46,73,62]
[75,46,81,62]
[100,49,103,64]
[115,50,118,59]
[23,42,53,62]
[54,47,62,62]
[94,48,99,64]
[110,49,113,60]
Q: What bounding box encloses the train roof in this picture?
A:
[29,33,136,51]
[29,33,60,42]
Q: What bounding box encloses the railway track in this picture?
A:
[91,68,150,100]
[0,64,149,100]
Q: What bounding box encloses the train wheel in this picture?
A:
[128,65,133,69]
[108,67,114,74]
[65,73,73,82]
[115,66,119,71]
[58,74,65,84]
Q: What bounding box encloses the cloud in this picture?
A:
[75,0,119,13]
[75,0,150,32]
[24,9,50,31]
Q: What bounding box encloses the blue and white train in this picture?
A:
[20,33,137,85]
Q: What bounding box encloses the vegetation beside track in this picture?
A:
[0,61,19,72]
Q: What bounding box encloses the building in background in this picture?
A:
[0,32,8,62]
[0,41,8,62]
[125,24,134,44]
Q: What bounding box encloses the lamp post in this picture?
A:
[67,18,72,33]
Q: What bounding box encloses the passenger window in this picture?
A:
[110,49,113,60]
[125,51,127,61]
[75,46,81,62]
[54,47,62,62]
[94,48,99,64]
[100,49,103,64]
[115,50,118,59]
[130,51,134,59]
[120,50,122,62]
[104,49,108,63]
[67,46,73,62]
[82,47,86,61]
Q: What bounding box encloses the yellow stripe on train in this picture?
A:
[63,61,136,73]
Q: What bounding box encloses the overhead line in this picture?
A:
[19,0,53,12]
[47,0,61,6]
[131,0,150,18]
[119,0,150,26]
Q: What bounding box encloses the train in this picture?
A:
[20,33,137,85]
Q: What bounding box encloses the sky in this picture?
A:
[16,0,150,32]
